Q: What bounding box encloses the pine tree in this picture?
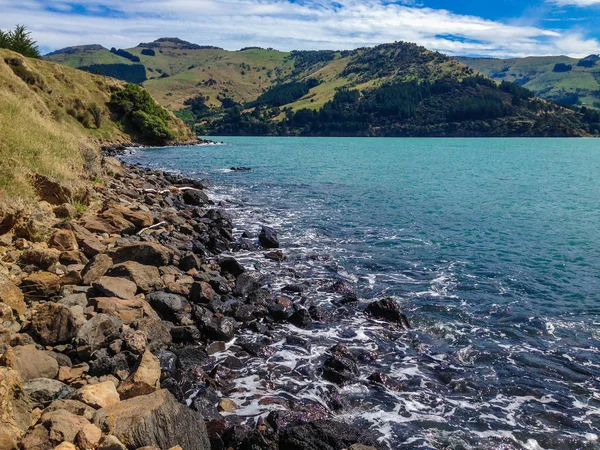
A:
[0,25,41,58]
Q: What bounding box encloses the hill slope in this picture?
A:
[0,49,192,212]
[457,55,600,108]
[44,40,600,137]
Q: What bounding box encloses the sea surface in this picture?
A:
[121,138,600,449]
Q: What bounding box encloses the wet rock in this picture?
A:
[233,304,262,323]
[265,250,286,261]
[233,273,261,298]
[190,281,215,304]
[203,317,236,342]
[30,302,80,346]
[191,386,221,420]
[288,308,313,329]
[48,230,78,252]
[82,254,113,286]
[268,303,293,321]
[219,257,245,278]
[222,356,244,370]
[179,253,202,271]
[146,291,185,320]
[182,190,209,206]
[93,276,138,299]
[118,350,161,400]
[218,398,238,413]
[72,381,120,409]
[282,284,305,294]
[1,345,59,381]
[207,341,226,355]
[174,346,208,371]
[107,262,163,293]
[259,226,279,249]
[24,378,73,407]
[322,344,359,386]
[111,243,171,267]
[76,313,123,354]
[0,275,26,315]
[366,297,410,328]
[367,372,403,392]
[92,389,210,450]
[278,420,380,450]
[170,326,201,344]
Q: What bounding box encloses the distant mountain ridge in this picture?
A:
[44,38,600,137]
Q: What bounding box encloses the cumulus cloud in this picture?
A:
[0,0,598,57]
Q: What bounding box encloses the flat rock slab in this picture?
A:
[93,276,138,299]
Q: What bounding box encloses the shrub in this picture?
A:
[110,48,140,62]
[88,102,102,128]
[553,63,572,73]
[0,25,40,58]
[141,48,156,56]
[131,110,175,141]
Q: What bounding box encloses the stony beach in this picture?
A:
[0,153,410,450]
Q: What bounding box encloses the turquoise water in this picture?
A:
[123,138,600,449]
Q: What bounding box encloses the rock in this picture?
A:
[19,272,61,299]
[24,378,73,406]
[322,344,359,386]
[72,381,120,409]
[0,368,32,448]
[97,435,127,450]
[278,420,379,450]
[258,226,279,249]
[107,262,163,293]
[53,204,77,220]
[289,308,313,328]
[59,250,89,266]
[170,326,201,344]
[54,442,77,450]
[190,282,214,304]
[81,254,113,286]
[1,345,59,381]
[48,230,78,252]
[134,318,172,353]
[264,250,285,261]
[233,273,261,298]
[82,214,134,236]
[219,257,245,277]
[33,174,89,206]
[80,237,106,258]
[43,399,95,421]
[75,423,102,449]
[93,277,138,299]
[179,253,202,271]
[173,346,208,371]
[366,297,410,328]
[19,246,61,271]
[117,350,161,400]
[202,317,236,342]
[0,275,26,315]
[19,425,52,450]
[40,409,90,444]
[76,314,123,354]
[182,190,209,206]
[146,292,184,319]
[57,293,88,308]
[110,205,153,228]
[31,303,80,346]
[89,297,150,324]
[111,243,172,267]
[218,398,237,413]
[93,389,210,450]
[88,350,130,380]
[206,342,226,355]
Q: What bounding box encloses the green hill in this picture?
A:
[44,39,600,137]
[457,55,600,108]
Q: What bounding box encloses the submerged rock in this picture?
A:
[322,344,359,386]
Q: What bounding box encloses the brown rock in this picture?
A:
[89,297,153,323]
[80,238,106,258]
[41,409,90,444]
[33,175,89,206]
[75,423,102,450]
[81,215,134,236]
[53,204,77,220]
[19,246,61,271]
[48,230,78,252]
[1,346,59,381]
[111,243,172,267]
[30,303,80,346]
[0,275,26,315]
[43,399,95,421]
[19,425,52,450]
[107,262,163,293]
[97,435,126,450]
[54,442,77,450]
[134,318,172,353]
[122,330,146,355]
[117,350,161,400]
[217,398,237,413]
[81,254,113,286]
[92,390,210,450]
[19,272,61,300]
[59,251,88,266]
[0,368,32,448]
[75,313,122,354]
[111,205,153,229]
[93,277,137,300]
[72,381,120,409]
[190,281,214,304]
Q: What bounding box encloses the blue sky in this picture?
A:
[0,0,599,57]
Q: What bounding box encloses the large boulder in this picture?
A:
[93,389,210,450]
[89,297,154,324]
[0,275,25,315]
[182,190,209,206]
[107,262,163,293]
[365,298,410,328]
[278,420,380,450]
[48,230,78,252]
[0,345,59,381]
[19,246,61,271]
[33,174,89,206]
[82,254,113,286]
[111,243,172,267]
[76,314,122,354]
[259,226,279,249]
[72,381,120,409]
[93,277,138,300]
[30,303,80,346]
[20,272,61,299]
[23,378,73,407]
[0,368,32,449]
[39,409,92,445]
[146,292,185,320]
[117,350,161,400]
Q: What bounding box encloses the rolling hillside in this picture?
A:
[457,55,600,108]
[44,39,600,137]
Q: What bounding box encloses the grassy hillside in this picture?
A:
[0,48,191,213]
[457,55,600,108]
[44,39,600,137]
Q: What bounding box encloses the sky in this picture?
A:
[0,0,599,58]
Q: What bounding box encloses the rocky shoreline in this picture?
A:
[0,154,410,450]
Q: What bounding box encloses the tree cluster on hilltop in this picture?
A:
[0,25,40,58]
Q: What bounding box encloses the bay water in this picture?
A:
[121,138,600,449]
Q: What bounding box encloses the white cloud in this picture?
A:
[0,0,598,58]
[548,0,600,6]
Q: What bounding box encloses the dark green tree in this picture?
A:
[0,25,41,58]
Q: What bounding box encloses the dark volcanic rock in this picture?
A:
[219,257,245,278]
[278,420,380,450]
[234,273,261,298]
[182,189,209,206]
[203,317,236,342]
[289,308,313,329]
[170,326,201,344]
[259,226,279,249]
[366,297,410,328]
[111,243,171,267]
[146,291,185,319]
[322,344,359,386]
